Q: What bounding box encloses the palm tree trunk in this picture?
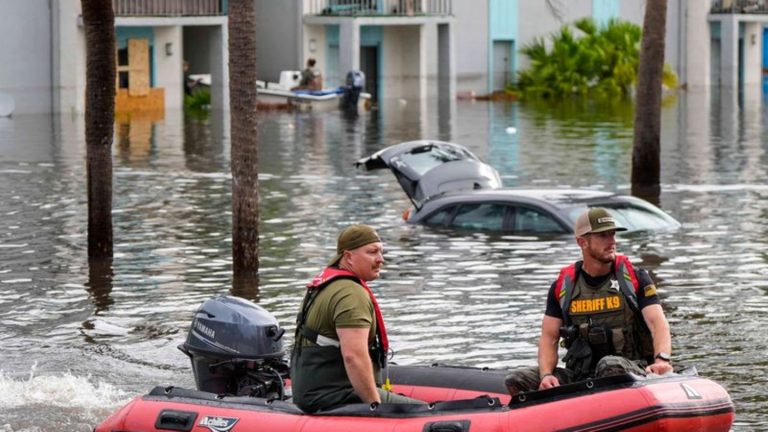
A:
[81,0,115,258]
[228,0,260,290]
[631,0,667,205]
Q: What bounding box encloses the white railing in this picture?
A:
[113,0,224,16]
[307,0,452,16]
[711,0,768,13]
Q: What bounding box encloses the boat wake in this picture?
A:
[0,364,131,432]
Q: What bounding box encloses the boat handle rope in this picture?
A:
[586,380,595,389]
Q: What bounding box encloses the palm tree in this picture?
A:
[81,0,115,259]
[228,0,260,293]
[631,0,667,204]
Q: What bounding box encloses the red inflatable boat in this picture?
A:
[95,297,734,432]
[95,364,734,432]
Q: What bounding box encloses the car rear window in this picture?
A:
[398,146,475,176]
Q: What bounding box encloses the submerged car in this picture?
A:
[356,140,681,234]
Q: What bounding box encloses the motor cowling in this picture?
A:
[179,296,289,398]
[341,70,366,111]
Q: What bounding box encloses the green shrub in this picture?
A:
[184,87,211,111]
[514,18,677,100]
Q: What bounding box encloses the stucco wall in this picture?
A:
[255,0,300,83]
[618,1,645,25]
[453,1,488,93]
[382,26,422,97]
[516,0,593,71]
[0,0,53,114]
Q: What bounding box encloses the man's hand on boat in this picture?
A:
[538,373,560,390]
[645,356,674,375]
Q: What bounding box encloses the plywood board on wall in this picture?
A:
[115,88,165,114]
[128,38,150,96]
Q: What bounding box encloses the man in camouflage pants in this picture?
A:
[505,208,674,396]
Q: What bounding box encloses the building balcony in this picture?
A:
[306,0,452,17]
[711,0,768,14]
[112,0,226,17]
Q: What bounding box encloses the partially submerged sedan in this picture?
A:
[356,140,680,234]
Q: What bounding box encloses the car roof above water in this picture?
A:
[424,188,618,206]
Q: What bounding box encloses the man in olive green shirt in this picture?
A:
[291,224,423,412]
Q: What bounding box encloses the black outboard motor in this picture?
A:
[341,69,365,111]
[179,296,289,399]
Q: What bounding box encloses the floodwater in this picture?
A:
[0,89,766,430]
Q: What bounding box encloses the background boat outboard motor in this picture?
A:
[341,69,365,111]
[179,296,289,399]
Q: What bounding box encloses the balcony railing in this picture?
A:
[711,0,768,13]
[307,0,452,17]
[113,0,225,17]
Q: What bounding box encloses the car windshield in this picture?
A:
[398,146,475,176]
[565,203,679,232]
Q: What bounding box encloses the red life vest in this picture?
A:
[307,267,389,352]
[554,255,640,321]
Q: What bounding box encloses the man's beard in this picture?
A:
[587,244,615,264]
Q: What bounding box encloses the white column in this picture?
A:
[210,23,230,111]
[720,15,739,88]
[719,87,739,144]
[684,0,710,89]
[743,22,762,87]
[154,26,183,110]
[418,23,428,100]
[53,0,86,114]
[339,21,360,75]
[742,84,763,182]
[437,21,456,100]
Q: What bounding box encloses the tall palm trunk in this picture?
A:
[81,0,115,258]
[228,0,260,292]
[631,0,667,204]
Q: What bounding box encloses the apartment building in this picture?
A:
[0,0,764,114]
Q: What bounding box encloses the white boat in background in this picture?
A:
[187,71,370,111]
[187,74,211,87]
[257,70,370,111]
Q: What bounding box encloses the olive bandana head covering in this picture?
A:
[328,224,382,266]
